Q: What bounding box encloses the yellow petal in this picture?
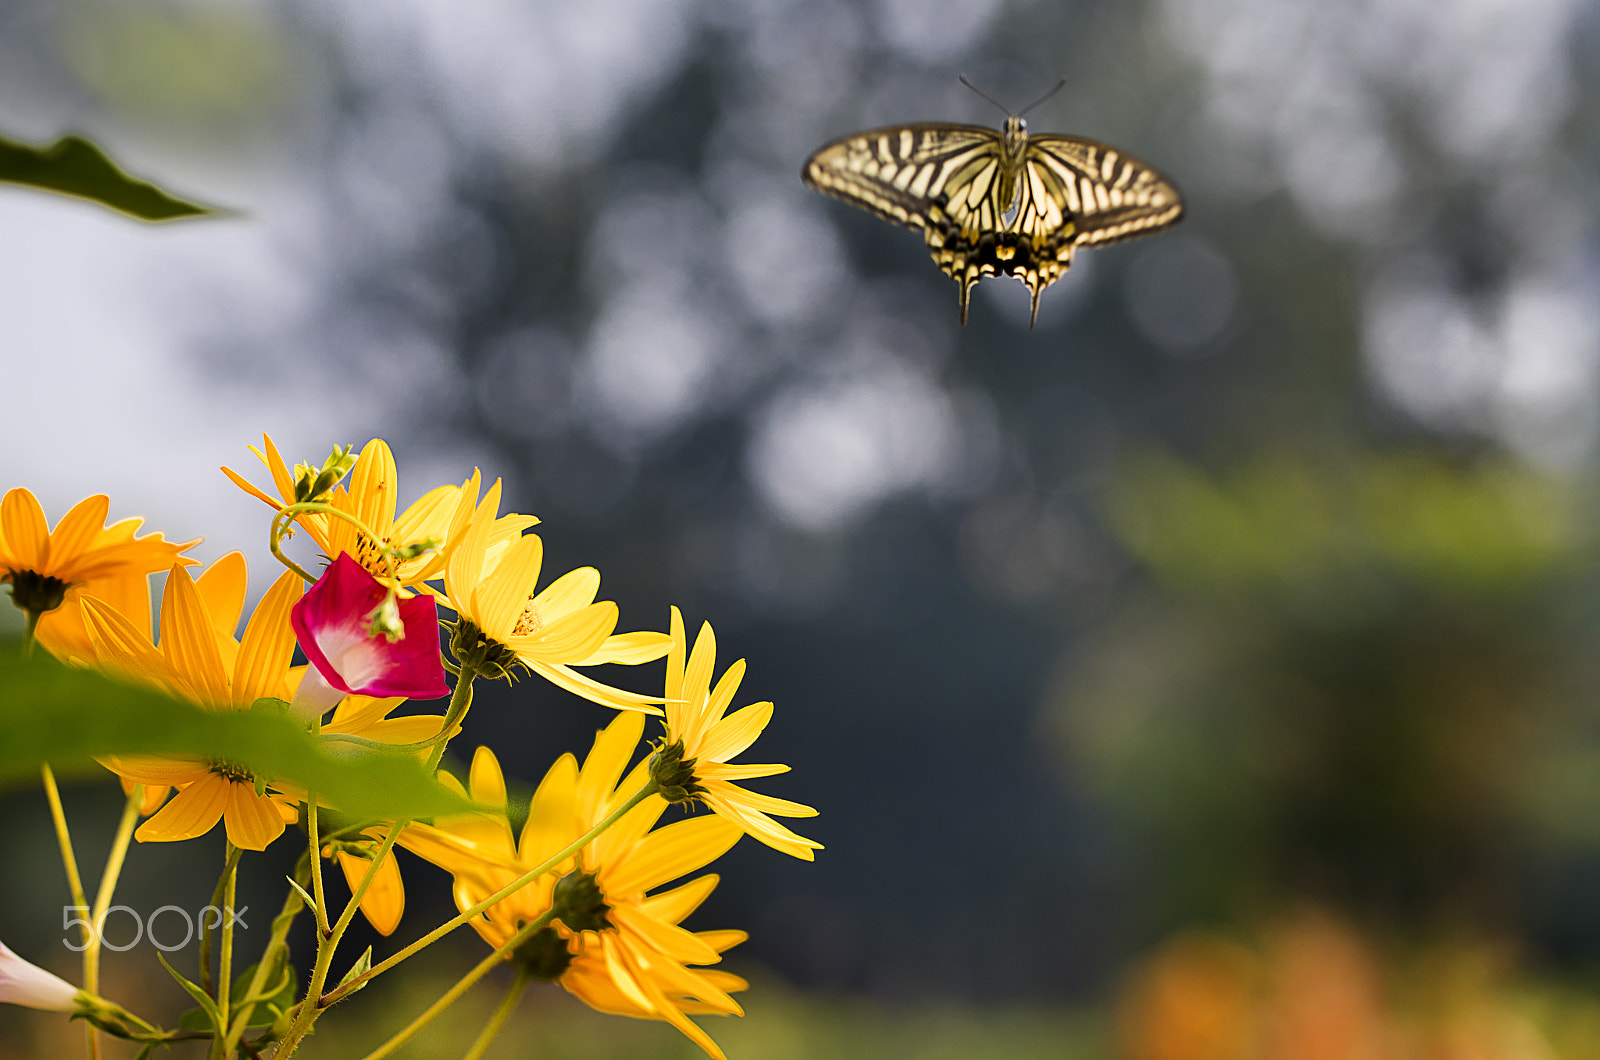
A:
[576,631,673,666]
[610,904,720,965]
[639,874,719,926]
[233,569,301,706]
[337,849,405,936]
[1,488,50,570]
[473,532,544,640]
[135,775,229,842]
[509,601,616,662]
[445,480,503,610]
[696,701,769,764]
[222,782,288,850]
[521,753,580,867]
[159,566,231,708]
[48,495,110,568]
[522,660,664,713]
[194,551,248,644]
[575,712,645,828]
[604,816,742,899]
[527,566,600,619]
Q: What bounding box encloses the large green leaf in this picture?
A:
[0,131,219,221]
[0,648,469,821]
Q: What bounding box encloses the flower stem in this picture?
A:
[269,502,420,586]
[83,783,141,1037]
[221,857,310,1055]
[461,967,531,1060]
[214,844,240,1059]
[307,792,331,938]
[198,844,243,999]
[359,913,552,1060]
[42,766,96,1060]
[321,779,660,1005]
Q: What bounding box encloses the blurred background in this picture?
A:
[4,0,1600,1055]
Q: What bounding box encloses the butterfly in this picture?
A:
[802,79,1184,327]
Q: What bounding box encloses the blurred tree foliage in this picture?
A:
[1056,451,1600,939]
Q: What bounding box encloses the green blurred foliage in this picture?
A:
[56,3,296,140]
[1057,452,1600,930]
[0,647,469,821]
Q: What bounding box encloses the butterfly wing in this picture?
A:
[1023,135,1184,248]
[801,123,1001,232]
[803,124,1014,323]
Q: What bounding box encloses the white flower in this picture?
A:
[0,942,79,1011]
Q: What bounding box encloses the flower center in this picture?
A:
[209,760,256,785]
[5,569,69,616]
[511,600,543,638]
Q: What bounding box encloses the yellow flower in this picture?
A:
[440,481,670,712]
[0,488,197,663]
[401,714,748,1059]
[83,554,303,851]
[222,435,533,588]
[652,608,821,860]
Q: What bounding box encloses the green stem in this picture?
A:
[268,502,417,586]
[462,968,531,1060]
[212,845,240,1060]
[425,664,476,772]
[198,845,243,999]
[221,857,310,1055]
[322,779,659,1005]
[307,793,331,938]
[358,913,553,1060]
[21,608,40,655]
[84,783,141,1032]
[43,766,94,1060]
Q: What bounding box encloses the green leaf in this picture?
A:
[0,648,472,821]
[0,131,220,221]
[157,952,220,1036]
[231,960,297,1027]
[334,946,373,998]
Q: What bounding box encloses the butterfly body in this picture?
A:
[803,117,1184,325]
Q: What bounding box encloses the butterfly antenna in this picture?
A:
[958,74,1013,118]
[1017,78,1067,119]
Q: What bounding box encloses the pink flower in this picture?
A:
[0,942,79,1011]
[290,554,449,718]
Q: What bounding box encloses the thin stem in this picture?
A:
[214,844,240,1059]
[21,609,40,655]
[221,858,310,1056]
[358,913,552,1060]
[322,779,659,1005]
[425,665,475,772]
[267,508,319,585]
[41,765,89,925]
[42,767,96,1060]
[198,845,244,999]
[83,783,142,1024]
[269,501,419,587]
[307,793,331,938]
[462,967,531,1060]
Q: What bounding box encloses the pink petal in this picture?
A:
[291,554,449,700]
